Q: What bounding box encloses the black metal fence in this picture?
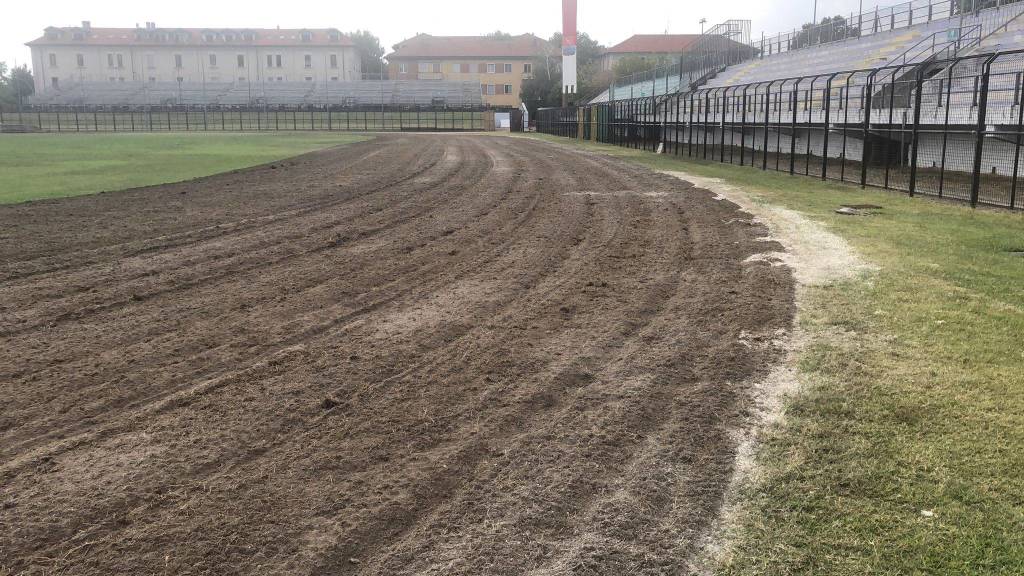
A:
[0,105,489,133]
[539,50,1024,209]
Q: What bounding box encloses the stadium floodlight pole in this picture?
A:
[813,0,818,45]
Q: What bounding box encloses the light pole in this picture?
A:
[813,0,819,44]
[700,18,707,35]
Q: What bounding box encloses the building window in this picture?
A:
[238,76,246,81]
[107,53,114,67]
[418,62,440,73]
[209,53,217,67]
[76,54,85,68]
[267,54,273,68]
[276,55,282,68]
[117,54,124,68]
[524,63,532,74]
[48,53,57,67]
[504,63,512,73]
[481,84,495,95]
[175,54,183,69]
[149,76,156,83]
[330,76,338,81]
[304,54,312,68]
[504,84,513,94]
[487,63,496,74]
[398,63,407,74]
[330,54,338,68]
[301,31,312,42]
[451,63,461,73]
[305,76,313,82]
[51,77,59,88]
[237,54,245,68]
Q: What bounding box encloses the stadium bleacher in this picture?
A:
[29,80,485,107]
[590,0,1024,104]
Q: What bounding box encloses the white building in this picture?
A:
[27,22,361,94]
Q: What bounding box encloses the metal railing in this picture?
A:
[0,105,491,133]
[539,49,1024,210]
[592,0,1024,105]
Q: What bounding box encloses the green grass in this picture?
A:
[0,132,369,204]
[523,133,1024,574]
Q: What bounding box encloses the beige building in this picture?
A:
[27,22,361,93]
[386,34,543,108]
[601,34,703,71]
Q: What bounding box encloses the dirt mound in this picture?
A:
[0,135,794,575]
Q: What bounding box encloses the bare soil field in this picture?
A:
[0,134,794,575]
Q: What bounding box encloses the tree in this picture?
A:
[0,62,34,109]
[486,30,513,39]
[793,15,859,49]
[520,31,606,115]
[349,30,385,79]
[612,54,674,79]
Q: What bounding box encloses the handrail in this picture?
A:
[891,24,982,69]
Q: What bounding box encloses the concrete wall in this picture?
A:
[388,58,532,108]
[31,44,360,92]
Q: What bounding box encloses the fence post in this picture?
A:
[971,53,999,207]
[822,72,840,180]
[908,65,926,196]
[790,78,801,175]
[688,91,696,157]
[740,85,750,166]
[861,69,879,187]
[763,81,775,170]
[1012,66,1024,209]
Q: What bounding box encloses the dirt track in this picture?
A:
[0,134,793,575]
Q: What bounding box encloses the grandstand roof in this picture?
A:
[606,34,702,54]
[387,34,545,60]
[27,25,353,47]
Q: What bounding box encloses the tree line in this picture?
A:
[0,62,34,108]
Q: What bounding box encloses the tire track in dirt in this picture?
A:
[0,138,504,460]
[0,135,794,575]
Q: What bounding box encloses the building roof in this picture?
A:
[26,25,354,48]
[606,34,703,54]
[387,34,546,60]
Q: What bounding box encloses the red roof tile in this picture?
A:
[26,26,353,47]
[606,34,702,54]
[387,34,546,60]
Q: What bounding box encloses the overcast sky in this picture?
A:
[2,0,869,69]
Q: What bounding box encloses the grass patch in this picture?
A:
[523,133,1024,574]
[0,132,368,204]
